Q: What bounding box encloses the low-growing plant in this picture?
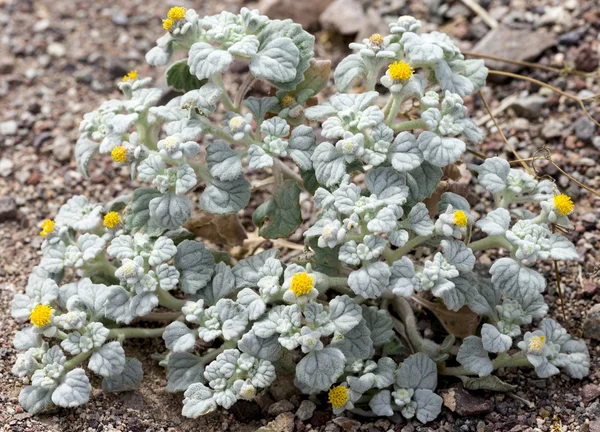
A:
[11,7,590,423]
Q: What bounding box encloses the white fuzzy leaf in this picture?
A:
[348,262,391,298]
[417,131,465,167]
[490,258,545,298]
[51,368,91,407]
[88,341,126,377]
[206,141,242,182]
[149,193,192,230]
[456,336,493,377]
[396,353,437,391]
[295,347,345,392]
[481,323,512,353]
[188,43,233,80]
[163,322,196,353]
[200,177,251,215]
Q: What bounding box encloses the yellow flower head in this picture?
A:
[39,219,55,237]
[163,6,186,30]
[528,335,545,353]
[122,70,137,82]
[290,272,314,297]
[167,6,187,20]
[30,304,52,327]
[369,33,384,45]
[387,60,413,81]
[104,211,121,229]
[328,385,348,409]
[111,146,128,163]
[553,194,574,216]
[281,95,295,108]
[453,210,468,228]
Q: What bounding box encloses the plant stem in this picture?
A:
[156,288,186,311]
[212,74,237,113]
[391,118,426,132]
[274,159,305,190]
[108,326,166,339]
[467,235,512,252]
[197,116,248,148]
[137,311,184,322]
[440,352,531,377]
[234,74,256,110]
[64,350,93,372]
[384,235,431,262]
[385,94,402,126]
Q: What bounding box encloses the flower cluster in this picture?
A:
[11,7,590,424]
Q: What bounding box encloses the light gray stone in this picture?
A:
[320,0,364,35]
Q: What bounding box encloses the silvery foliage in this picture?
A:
[12,8,589,424]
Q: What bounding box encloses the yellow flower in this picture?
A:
[369,33,384,45]
[163,6,186,30]
[528,335,545,352]
[453,210,468,228]
[167,6,187,21]
[387,60,413,81]
[290,272,314,297]
[328,385,348,409]
[553,194,574,216]
[111,146,128,163]
[104,211,121,229]
[162,18,174,30]
[122,70,137,82]
[39,219,55,237]
[30,304,52,327]
[281,95,295,108]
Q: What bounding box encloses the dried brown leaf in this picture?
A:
[183,210,247,247]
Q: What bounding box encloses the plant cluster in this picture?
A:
[11,7,590,423]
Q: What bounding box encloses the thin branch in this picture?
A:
[459,0,498,29]
[487,70,600,128]
[464,51,598,78]
[478,89,534,176]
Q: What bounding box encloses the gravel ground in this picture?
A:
[1,0,599,431]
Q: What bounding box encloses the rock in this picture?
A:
[269,373,297,401]
[541,119,563,139]
[472,26,556,74]
[108,59,130,80]
[1,120,18,136]
[440,385,494,416]
[583,385,600,405]
[268,399,295,416]
[230,400,262,422]
[52,136,72,162]
[0,158,14,177]
[320,0,364,35]
[591,421,600,432]
[558,26,589,46]
[47,42,67,58]
[588,400,600,419]
[0,197,18,222]
[33,19,50,32]
[258,0,334,29]
[573,116,596,143]
[295,400,316,421]
[0,59,14,74]
[509,96,547,119]
[112,11,128,26]
[256,412,295,432]
[332,416,361,432]
[576,45,599,73]
[594,136,600,151]
[583,303,600,340]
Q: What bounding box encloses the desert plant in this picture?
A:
[11,7,589,423]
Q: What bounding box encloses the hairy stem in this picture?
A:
[467,235,512,252]
[108,326,166,339]
[64,350,93,372]
[234,74,256,110]
[385,94,402,126]
[137,311,184,322]
[197,116,248,148]
[440,352,531,376]
[391,118,426,132]
[384,235,431,262]
[213,74,237,113]
[156,288,186,311]
[274,159,305,190]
